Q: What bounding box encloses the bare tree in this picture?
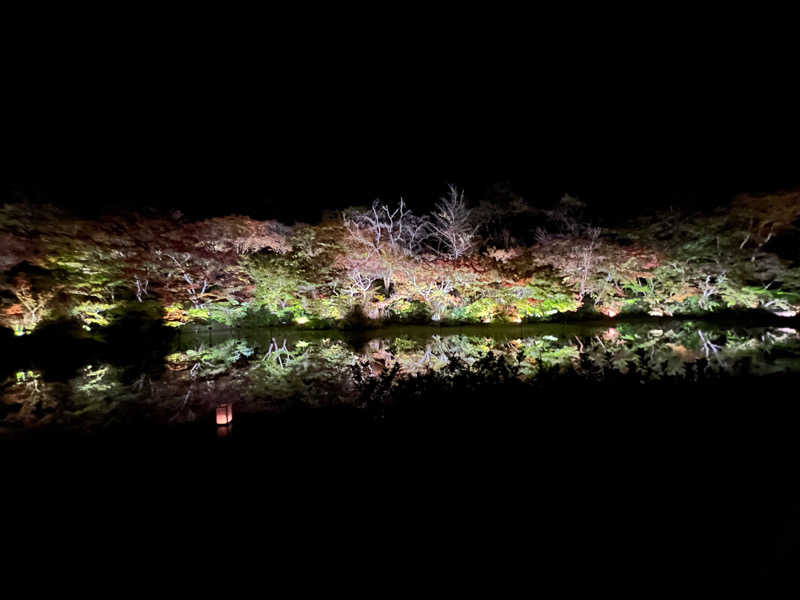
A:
[346,268,377,301]
[343,198,430,257]
[425,279,454,320]
[134,277,149,302]
[697,330,723,360]
[406,273,455,320]
[420,279,454,304]
[382,198,430,256]
[578,226,602,299]
[698,273,725,309]
[163,252,212,309]
[429,185,479,259]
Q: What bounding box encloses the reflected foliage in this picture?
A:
[2,322,799,436]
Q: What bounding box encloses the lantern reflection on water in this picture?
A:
[217,424,232,440]
[216,403,233,426]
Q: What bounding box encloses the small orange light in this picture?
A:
[216,403,233,426]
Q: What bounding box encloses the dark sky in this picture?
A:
[5,180,798,224]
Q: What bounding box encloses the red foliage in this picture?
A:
[3,303,24,317]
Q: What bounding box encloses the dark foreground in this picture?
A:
[5,371,800,590]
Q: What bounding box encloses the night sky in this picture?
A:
[5,180,799,224]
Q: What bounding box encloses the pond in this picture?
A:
[2,319,799,438]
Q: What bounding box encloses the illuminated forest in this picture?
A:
[1,187,798,336]
[2,184,799,436]
[6,27,799,586]
[3,184,800,582]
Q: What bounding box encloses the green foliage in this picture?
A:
[246,337,360,403]
[183,339,256,377]
[454,297,499,323]
[70,302,117,328]
[388,336,422,354]
[717,278,760,309]
[740,285,800,311]
[6,322,800,433]
[205,301,250,327]
[386,299,432,323]
[526,277,580,314]
[186,307,210,320]
[516,336,580,373]
[246,253,311,315]
[3,191,800,334]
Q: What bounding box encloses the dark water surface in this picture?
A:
[3,320,800,584]
[2,320,799,437]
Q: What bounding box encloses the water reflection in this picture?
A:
[2,322,799,436]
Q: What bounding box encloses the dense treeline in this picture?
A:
[1,187,799,334]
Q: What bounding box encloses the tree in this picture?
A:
[341,198,430,296]
[158,251,217,310]
[191,216,292,256]
[549,194,587,236]
[342,198,430,258]
[411,275,454,320]
[578,227,602,299]
[346,268,377,301]
[731,190,800,263]
[6,273,57,330]
[429,185,479,259]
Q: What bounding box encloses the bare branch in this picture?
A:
[429,185,478,259]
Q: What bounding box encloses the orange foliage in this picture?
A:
[667,287,699,303]
[4,303,24,317]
